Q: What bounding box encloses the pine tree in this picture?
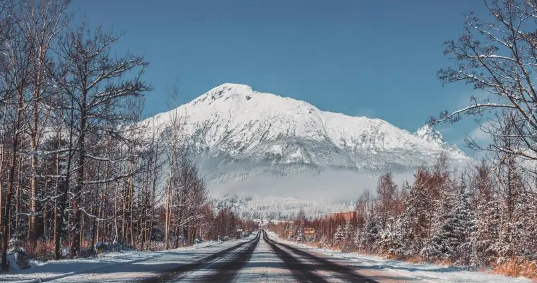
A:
[360,213,380,252]
[376,173,397,230]
[421,183,475,265]
[334,225,345,243]
[376,216,405,259]
[400,174,430,255]
[470,194,501,267]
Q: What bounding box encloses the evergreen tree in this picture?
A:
[376,216,405,259]
[470,195,501,267]
[360,213,380,252]
[421,184,475,265]
[334,225,345,243]
[400,174,430,254]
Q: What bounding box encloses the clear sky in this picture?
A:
[70,0,490,156]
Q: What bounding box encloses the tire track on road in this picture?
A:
[196,234,259,282]
[141,233,259,283]
[265,231,378,283]
[264,231,330,283]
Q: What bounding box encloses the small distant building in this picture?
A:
[331,211,356,223]
[287,230,295,238]
[304,228,315,236]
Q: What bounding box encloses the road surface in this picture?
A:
[5,231,526,283]
[38,231,416,283]
[141,231,393,282]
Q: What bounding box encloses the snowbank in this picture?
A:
[266,231,533,283]
[0,240,222,283]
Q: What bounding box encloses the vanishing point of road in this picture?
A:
[140,231,407,283]
[43,230,414,283]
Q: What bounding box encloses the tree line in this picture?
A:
[271,153,537,278]
[0,0,248,270]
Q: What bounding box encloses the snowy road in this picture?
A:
[149,233,259,282]
[144,231,384,282]
[259,231,378,283]
[5,231,531,282]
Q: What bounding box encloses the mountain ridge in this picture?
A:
[141,83,472,184]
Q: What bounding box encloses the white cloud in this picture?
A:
[209,170,415,202]
[469,124,492,143]
[447,121,493,156]
[455,89,491,109]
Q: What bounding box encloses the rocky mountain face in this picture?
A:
[141,83,472,184]
[414,124,444,146]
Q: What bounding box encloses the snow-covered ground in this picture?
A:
[3,232,532,283]
[0,239,250,283]
[266,231,533,283]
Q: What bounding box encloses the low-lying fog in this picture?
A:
[208,170,415,202]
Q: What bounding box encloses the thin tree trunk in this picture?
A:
[96,191,103,243]
[165,142,175,250]
[15,156,22,239]
[1,86,24,269]
[0,101,7,231]
[55,106,74,260]
[129,162,134,247]
[97,163,109,243]
[165,174,171,250]
[70,88,87,258]
[114,181,119,245]
[121,174,127,246]
[91,197,97,255]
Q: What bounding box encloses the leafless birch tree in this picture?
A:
[435,0,537,162]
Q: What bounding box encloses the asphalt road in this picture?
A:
[144,230,378,283]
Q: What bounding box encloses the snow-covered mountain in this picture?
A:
[414,124,444,146]
[141,83,471,184]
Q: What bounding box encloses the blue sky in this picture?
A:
[70,0,490,156]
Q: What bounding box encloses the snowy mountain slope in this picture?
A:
[141,83,472,183]
[414,123,444,145]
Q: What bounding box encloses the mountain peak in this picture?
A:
[142,84,472,184]
[414,124,444,145]
[193,83,254,104]
[210,83,253,94]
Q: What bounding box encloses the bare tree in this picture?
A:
[163,83,186,249]
[52,25,150,257]
[434,0,537,161]
[0,0,33,268]
[0,0,13,260]
[17,0,70,249]
[355,189,370,231]
[0,0,234,268]
[376,173,397,230]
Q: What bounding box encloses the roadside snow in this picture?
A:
[266,231,533,283]
[0,240,225,283]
